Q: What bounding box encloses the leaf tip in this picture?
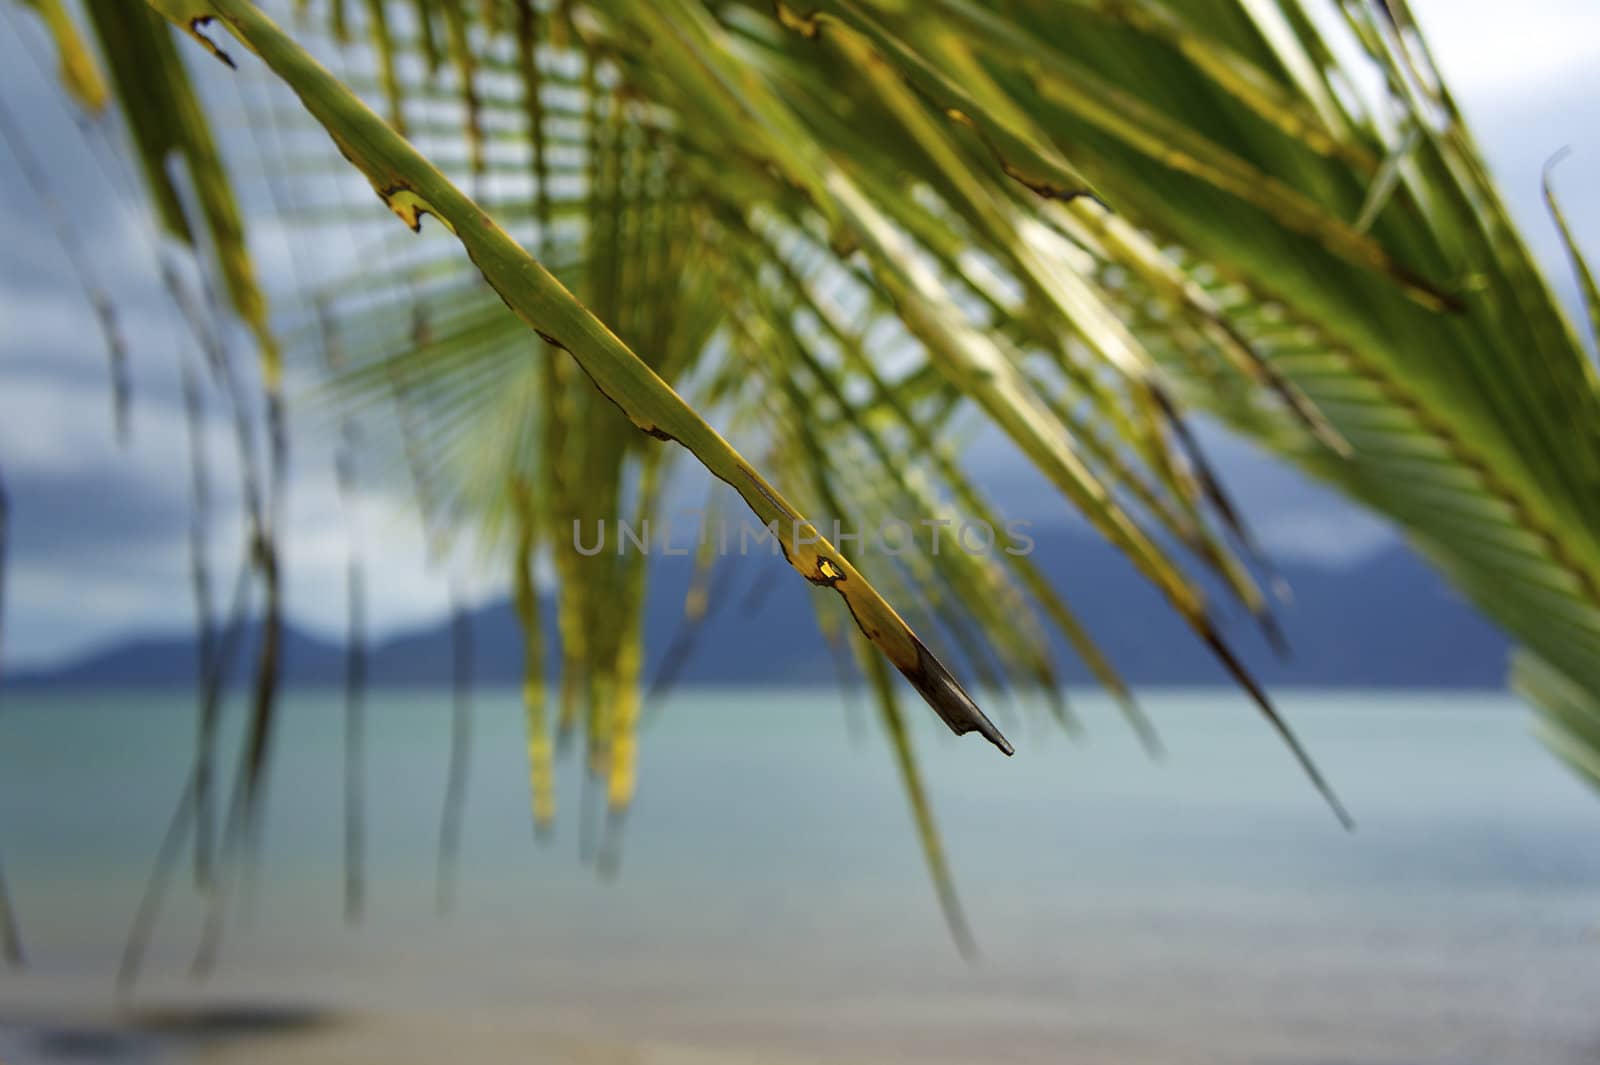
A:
[1542,145,1574,191]
[904,639,1013,755]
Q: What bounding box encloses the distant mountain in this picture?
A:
[7,530,1510,690]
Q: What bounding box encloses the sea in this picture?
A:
[1,687,1598,1064]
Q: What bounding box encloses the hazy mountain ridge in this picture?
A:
[8,531,1509,690]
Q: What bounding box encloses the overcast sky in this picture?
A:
[1,1,1596,668]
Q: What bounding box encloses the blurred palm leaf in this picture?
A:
[5,0,1599,959]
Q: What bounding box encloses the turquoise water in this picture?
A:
[2,688,1600,1063]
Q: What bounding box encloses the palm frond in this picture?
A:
[8,0,1600,960]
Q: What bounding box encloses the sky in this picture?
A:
[1,0,1597,668]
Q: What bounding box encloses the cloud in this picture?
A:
[1,374,506,667]
[1409,0,1600,94]
[0,268,502,667]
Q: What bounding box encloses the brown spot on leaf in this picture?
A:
[188,18,236,69]
[379,186,429,232]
